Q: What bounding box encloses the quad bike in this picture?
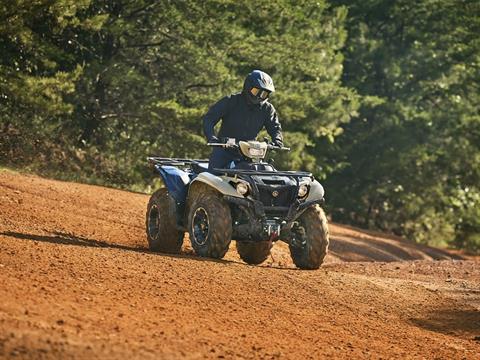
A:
[146,138,329,269]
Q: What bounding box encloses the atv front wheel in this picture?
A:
[236,241,272,265]
[187,189,232,259]
[289,205,329,270]
[146,188,184,253]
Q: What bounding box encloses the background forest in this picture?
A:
[1,0,479,253]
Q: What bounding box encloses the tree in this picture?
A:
[1,0,357,187]
[327,0,480,251]
[0,0,105,167]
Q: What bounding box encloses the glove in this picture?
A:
[208,136,220,144]
[270,140,283,148]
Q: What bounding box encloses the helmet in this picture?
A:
[243,70,275,105]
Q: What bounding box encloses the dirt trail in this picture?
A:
[0,170,479,359]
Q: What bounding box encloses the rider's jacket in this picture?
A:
[203,92,283,145]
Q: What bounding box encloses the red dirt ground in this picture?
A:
[0,170,479,359]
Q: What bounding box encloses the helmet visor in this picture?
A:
[250,87,270,100]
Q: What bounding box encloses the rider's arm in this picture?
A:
[203,96,230,142]
[264,104,283,146]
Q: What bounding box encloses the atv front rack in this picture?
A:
[148,158,314,179]
[213,168,313,179]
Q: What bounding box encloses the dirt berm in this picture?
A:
[0,170,479,359]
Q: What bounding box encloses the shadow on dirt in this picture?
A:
[1,231,304,269]
[0,231,237,265]
[1,231,146,252]
[411,309,480,340]
[329,235,464,262]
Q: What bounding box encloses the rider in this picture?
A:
[203,70,283,170]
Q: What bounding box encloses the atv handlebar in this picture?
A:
[206,141,290,151]
[207,142,238,148]
[267,144,291,151]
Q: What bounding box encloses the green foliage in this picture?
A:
[1,0,356,188]
[327,0,480,252]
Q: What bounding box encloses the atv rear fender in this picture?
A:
[189,172,243,199]
[153,165,190,203]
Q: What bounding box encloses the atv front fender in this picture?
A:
[305,180,325,202]
[189,172,243,198]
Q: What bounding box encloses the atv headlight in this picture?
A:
[236,182,249,195]
[298,183,309,198]
[248,147,266,157]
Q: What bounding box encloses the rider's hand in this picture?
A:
[208,136,220,144]
[270,140,283,148]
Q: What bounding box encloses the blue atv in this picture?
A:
[146,138,329,269]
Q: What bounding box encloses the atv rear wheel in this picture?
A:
[289,205,329,270]
[146,188,184,253]
[236,241,272,265]
[187,188,232,259]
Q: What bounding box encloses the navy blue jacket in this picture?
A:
[203,92,283,145]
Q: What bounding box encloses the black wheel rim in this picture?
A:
[192,207,209,246]
[291,221,307,248]
[148,205,160,239]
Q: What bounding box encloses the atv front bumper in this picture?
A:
[224,195,324,242]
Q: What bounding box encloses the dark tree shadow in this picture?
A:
[411,309,480,340]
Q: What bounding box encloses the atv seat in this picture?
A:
[191,161,209,174]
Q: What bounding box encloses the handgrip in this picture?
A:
[207,143,227,147]
[267,145,291,151]
[207,143,238,148]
